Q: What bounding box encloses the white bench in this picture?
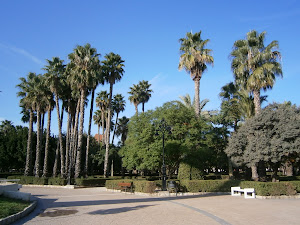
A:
[231,186,255,199]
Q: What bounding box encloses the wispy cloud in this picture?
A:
[240,8,300,22]
[0,43,43,65]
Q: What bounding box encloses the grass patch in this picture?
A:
[0,196,30,219]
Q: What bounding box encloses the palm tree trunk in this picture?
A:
[84,89,95,177]
[253,89,261,115]
[52,139,59,177]
[65,103,71,177]
[194,76,200,117]
[142,103,145,113]
[24,109,34,176]
[42,109,51,177]
[35,110,41,177]
[75,89,86,178]
[104,83,113,177]
[111,112,119,145]
[101,111,105,145]
[134,104,138,115]
[55,92,65,178]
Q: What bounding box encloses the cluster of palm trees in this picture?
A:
[179,30,282,180]
[128,80,153,114]
[17,43,126,179]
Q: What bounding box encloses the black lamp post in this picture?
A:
[155,118,171,191]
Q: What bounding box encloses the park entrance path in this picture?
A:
[13,186,300,225]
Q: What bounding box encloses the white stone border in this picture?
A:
[0,201,37,225]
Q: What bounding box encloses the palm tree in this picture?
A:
[111,94,126,144]
[16,72,36,176]
[44,57,66,177]
[102,52,125,177]
[84,55,103,177]
[179,31,214,116]
[93,109,102,140]
[128,84,141,114]
[115,116,129,146]
[231,30,282,115]
[96,91,110,145]
[68,43,100,178]
[138,80,153,112]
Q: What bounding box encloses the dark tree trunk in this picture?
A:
[258,160,266,181]
[75,89,86,178]
[104,83,113,177]
[55,92,65,178]
[34,110,41,177]
[24,109,34,176]
[111,112,119,145]
[42,109,51,177]
[84,89,95,177]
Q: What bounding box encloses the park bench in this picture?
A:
[118,182,133,193]
[231,186,255,199]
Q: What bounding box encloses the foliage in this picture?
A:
[47,177,68,186]
[19,176,48,185]
[0,196,30,219]
[75,177,108,187]
[105,179,157,193]
[178,163,204,180]
[180,180,300,195]
[225,103,300,169]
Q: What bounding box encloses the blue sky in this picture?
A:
[1,0,300,139]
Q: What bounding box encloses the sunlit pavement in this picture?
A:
[13,186,300,225]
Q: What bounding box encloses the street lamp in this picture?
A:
[155,118,171,191]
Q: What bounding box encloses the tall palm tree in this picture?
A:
[128,84,141,114]
[68,43,100,178]
[102,52,125,177]
[115,116,129,146]
[231,30,282,115]
[138,80,153,112]
[84,56,103,177]
[16,72,36,176]
[44,57,66,177]
[93,109,102,140]
[179,31,214,116]
[111,94,126,144]
[96,91,110,145]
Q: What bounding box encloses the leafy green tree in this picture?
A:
[179,31,214,116]
[225,103,300,181]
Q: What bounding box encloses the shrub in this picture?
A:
[48,177,68,186]
[105,179,158,193]
[180,180,240,192]
[75,178,107,187]
[178,163,204,180]
[133,181,157,193]
[18,176,48,185]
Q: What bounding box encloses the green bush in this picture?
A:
[178,163,204,180]
[180,180,240,192]
[18,176,48,185]
[289,181,300,192]
[48,177,68,186]
[105,179,158,193]
[133,181,157,193]
[75,178,107,187]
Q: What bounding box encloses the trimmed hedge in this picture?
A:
[105,179,157,193]
[179,180,300,196]
[18,176,48,185]
[75,178,107,187]
[48,177,68,186]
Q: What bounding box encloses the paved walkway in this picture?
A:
[13,186,300,225]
